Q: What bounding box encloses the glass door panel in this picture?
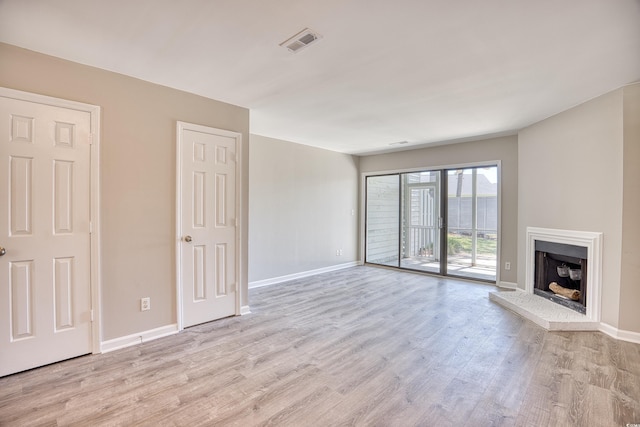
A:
[446,167,497,281]
[400,171,441,273]
[365,175,400,267]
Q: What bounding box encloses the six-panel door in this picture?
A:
[180,125,238,327]
[0,96,92,377]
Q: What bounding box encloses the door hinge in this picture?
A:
[88,133,94,145]
[89,221,93,234]
[90,309,94,322]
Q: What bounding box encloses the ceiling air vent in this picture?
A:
[280,28,321,53]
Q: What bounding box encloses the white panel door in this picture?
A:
[179,123,239,328]
[0,96,92,377]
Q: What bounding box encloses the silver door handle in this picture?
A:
[0,246,5,256]
[184,236,192,243]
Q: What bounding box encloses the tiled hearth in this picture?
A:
[489,290,599,331]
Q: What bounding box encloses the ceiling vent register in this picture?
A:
[280,28,321,53]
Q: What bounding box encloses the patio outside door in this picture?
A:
[365,175,399,267]
[399,171,442,274]
[364,166,498,282]
[446,167,498,281]
[365,171,442,273]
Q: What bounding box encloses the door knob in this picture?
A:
[184,236,192,243]
[0,246,5,256]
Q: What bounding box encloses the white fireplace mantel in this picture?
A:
[525,227,603,323]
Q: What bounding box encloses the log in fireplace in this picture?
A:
[534,240,587,314]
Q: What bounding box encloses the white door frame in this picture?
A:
[175,121,242,331]
[0,87,102,354]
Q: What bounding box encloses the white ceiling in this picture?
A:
[1,0,639,155]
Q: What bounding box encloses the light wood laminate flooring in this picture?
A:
[1,266,639,426]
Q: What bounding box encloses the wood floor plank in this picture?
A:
[1,266,639,426]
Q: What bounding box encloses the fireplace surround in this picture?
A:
[525,227,603,323]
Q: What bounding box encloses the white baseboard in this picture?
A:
[101,323,179,353]
[497,281,518,289]
[249,261,359,289]
[599,322,640,345]
[240,305,251,315]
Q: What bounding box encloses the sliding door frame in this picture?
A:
[441,169,449,276]
[360,160,502,284]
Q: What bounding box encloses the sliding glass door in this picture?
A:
[365,175,400,267]
[399,171,442,274]
[446,167,498,281]
[365,165,498,282]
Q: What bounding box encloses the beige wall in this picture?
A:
[518,89,625,328]
[248,135,359,283]
[0,43,250,341]
[359,135,519,284]
[620,83,640,332]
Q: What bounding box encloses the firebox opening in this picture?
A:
[534,240,587,314]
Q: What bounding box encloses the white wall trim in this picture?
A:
[89,99,102,355]
[240,305,251,315]
[101,324,179,353]
[599,322,640,345]
[0,87,103,355]
[249,262,359,289]
[498,281,518,289]
[175,122,184,330]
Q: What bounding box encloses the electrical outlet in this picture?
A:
[505,262,511,271]
[140,297,151,311]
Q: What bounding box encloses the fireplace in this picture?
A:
[525,227,603,323]
[533,241,587,314]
